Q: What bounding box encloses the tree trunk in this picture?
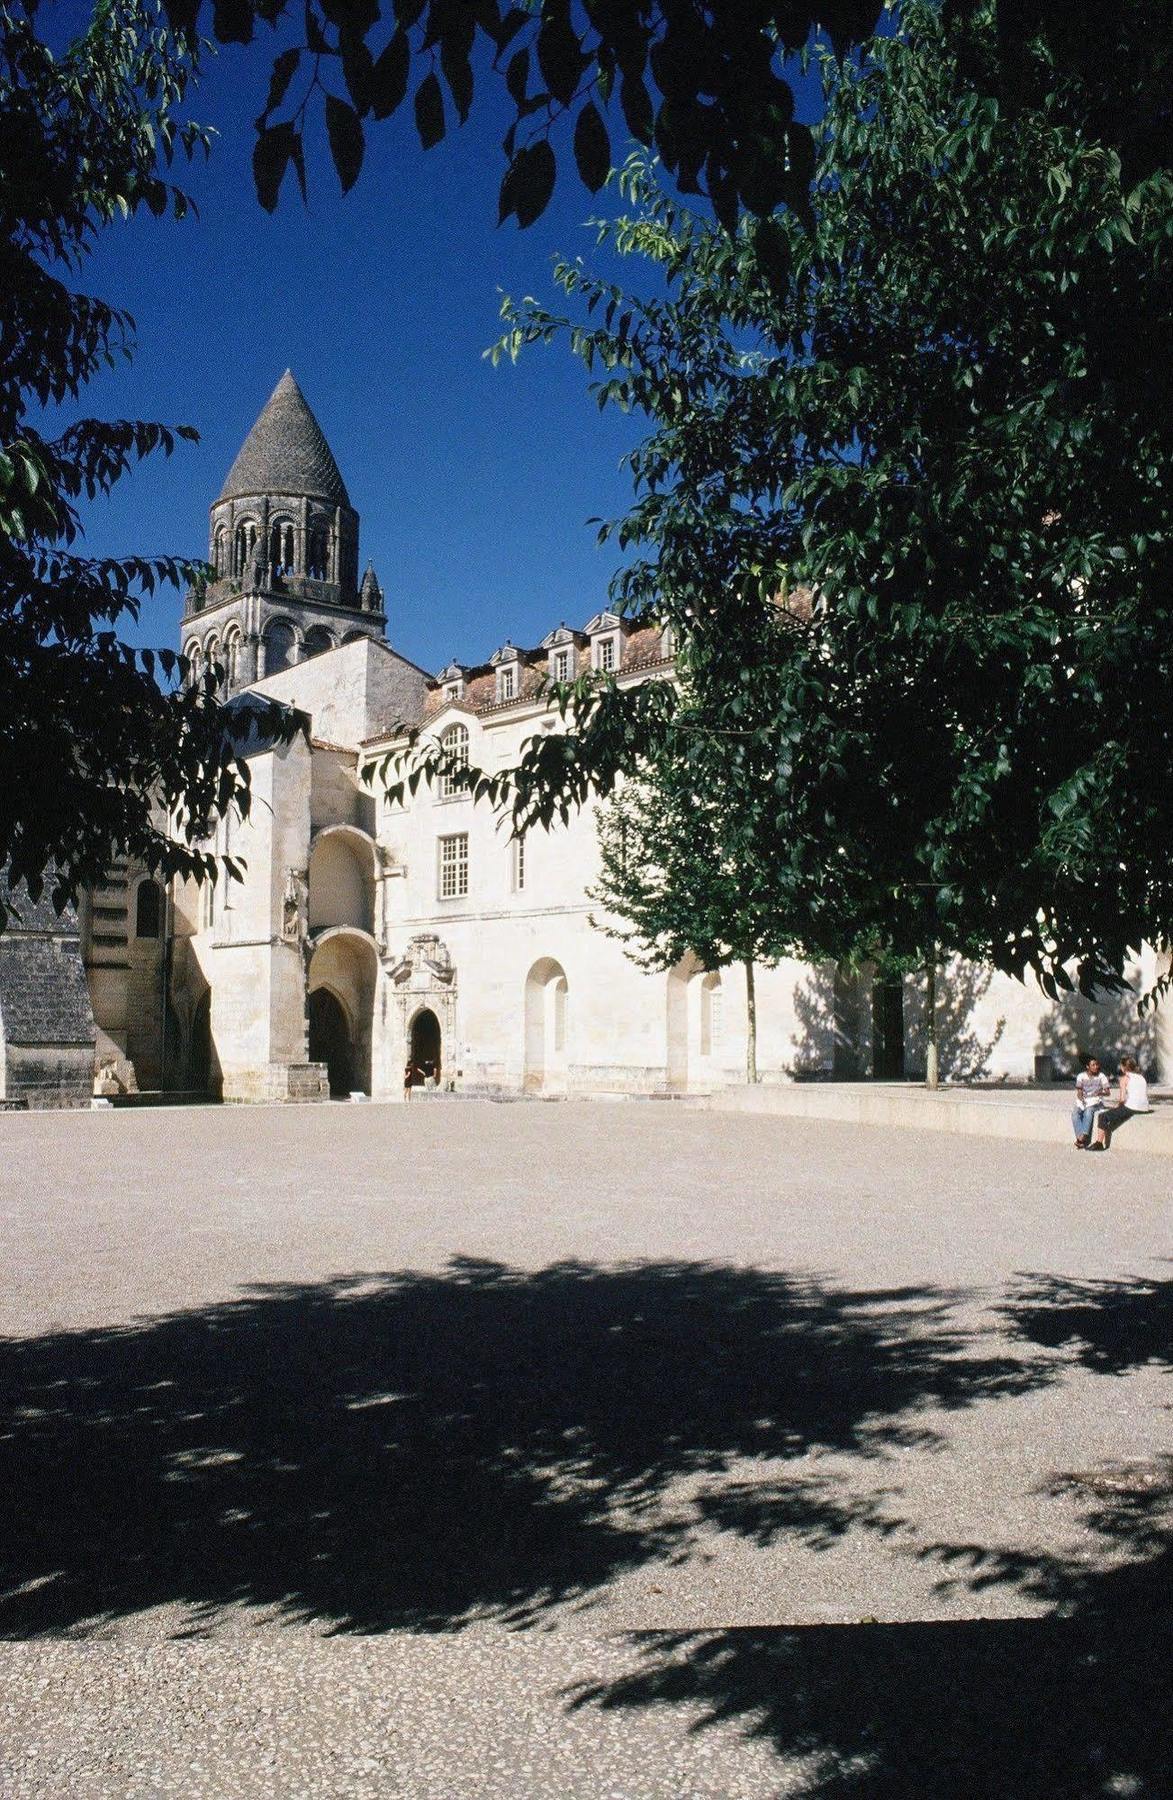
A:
[744,957,758,1084]
[924,955,939,1091]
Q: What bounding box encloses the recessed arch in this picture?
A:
[268,515,296,573]
[408,1006,443,1088]
[134,876,163,940]
[524,956,569,1093]
[307,985,353,1097]
[307,520,330,579]
[262,617,298,675]
[303,625,335,658]
[308,829,376,935]
[307,929,377,1095]
[223,628,243,688]
[233,517,259,576]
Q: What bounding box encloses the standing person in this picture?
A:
[403,1056,416,1102]
[1090,1057,1152,1150]
[1072,1056,1110,1148]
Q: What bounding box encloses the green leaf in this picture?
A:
[414,71,445,150]
[259,47,300,123]
[370,29,410,121]
[573,101,610,193]
[537,11,584,106]
[252,122,298,212]
[500,140,556,228]
[325,94,364,193]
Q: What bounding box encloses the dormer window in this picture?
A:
[438,660,466,702]
[554,649,570,682]
[584,611,623,676]
[492,642,520,703]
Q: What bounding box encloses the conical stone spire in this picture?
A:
[359,562,383,612]
[217,369,350,507]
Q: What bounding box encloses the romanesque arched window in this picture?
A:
[437,723,469,799]
[224,631,242,689]
[303,626,334,659]
[213,525,229,577]
[234,519,258,575]
[263,620,297,674]
[135,879,162,939]
[185,640,202,686]
[269,518,295,573]
[307,525,330,579]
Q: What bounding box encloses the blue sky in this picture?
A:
[62,13,824,675]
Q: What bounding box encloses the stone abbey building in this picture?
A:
[4,371,1169,1105]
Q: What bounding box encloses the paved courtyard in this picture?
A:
[0,1099,1169,1797]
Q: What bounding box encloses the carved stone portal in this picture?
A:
[387,934,458,1080]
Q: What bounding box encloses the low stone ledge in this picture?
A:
[694,1081,1173,1155]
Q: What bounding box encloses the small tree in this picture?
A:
[590,649,807,1083]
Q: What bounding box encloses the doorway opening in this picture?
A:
[872,976,906,1079]
[309,986,354,1096]
[409,1008,442,1087]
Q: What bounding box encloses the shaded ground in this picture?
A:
[0,1102,1168,1796]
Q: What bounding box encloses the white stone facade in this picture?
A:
[81,373,1173,1101]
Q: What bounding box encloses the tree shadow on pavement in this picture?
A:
[1,1257,1041,1639]
[568,1270,1173,1797]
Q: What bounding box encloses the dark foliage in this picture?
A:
[169,3,1169,232]
[473,4,1173,1001]
[0,1,294,923]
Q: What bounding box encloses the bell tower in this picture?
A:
[182,370,386,691]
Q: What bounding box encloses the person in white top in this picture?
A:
[1089,1057,1152,1149]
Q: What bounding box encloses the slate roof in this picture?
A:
[0,875,94,1048]
[0,874,80,935]
[217,370,351,508]
[0,937,95,1045]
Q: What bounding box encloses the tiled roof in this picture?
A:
[361,619,675,742]
[218,371,351,507]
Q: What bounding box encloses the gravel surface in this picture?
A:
[0,1100,1169,1796]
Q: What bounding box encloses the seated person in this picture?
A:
[1072,1055,1110,1148]
[1090,1057,1152,1150]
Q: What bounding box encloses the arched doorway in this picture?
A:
[307,928,377,1095]
[308,986,353,1096]
[409,1008,442,1087]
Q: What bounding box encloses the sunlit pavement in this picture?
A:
[1,1101,1169,1797]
